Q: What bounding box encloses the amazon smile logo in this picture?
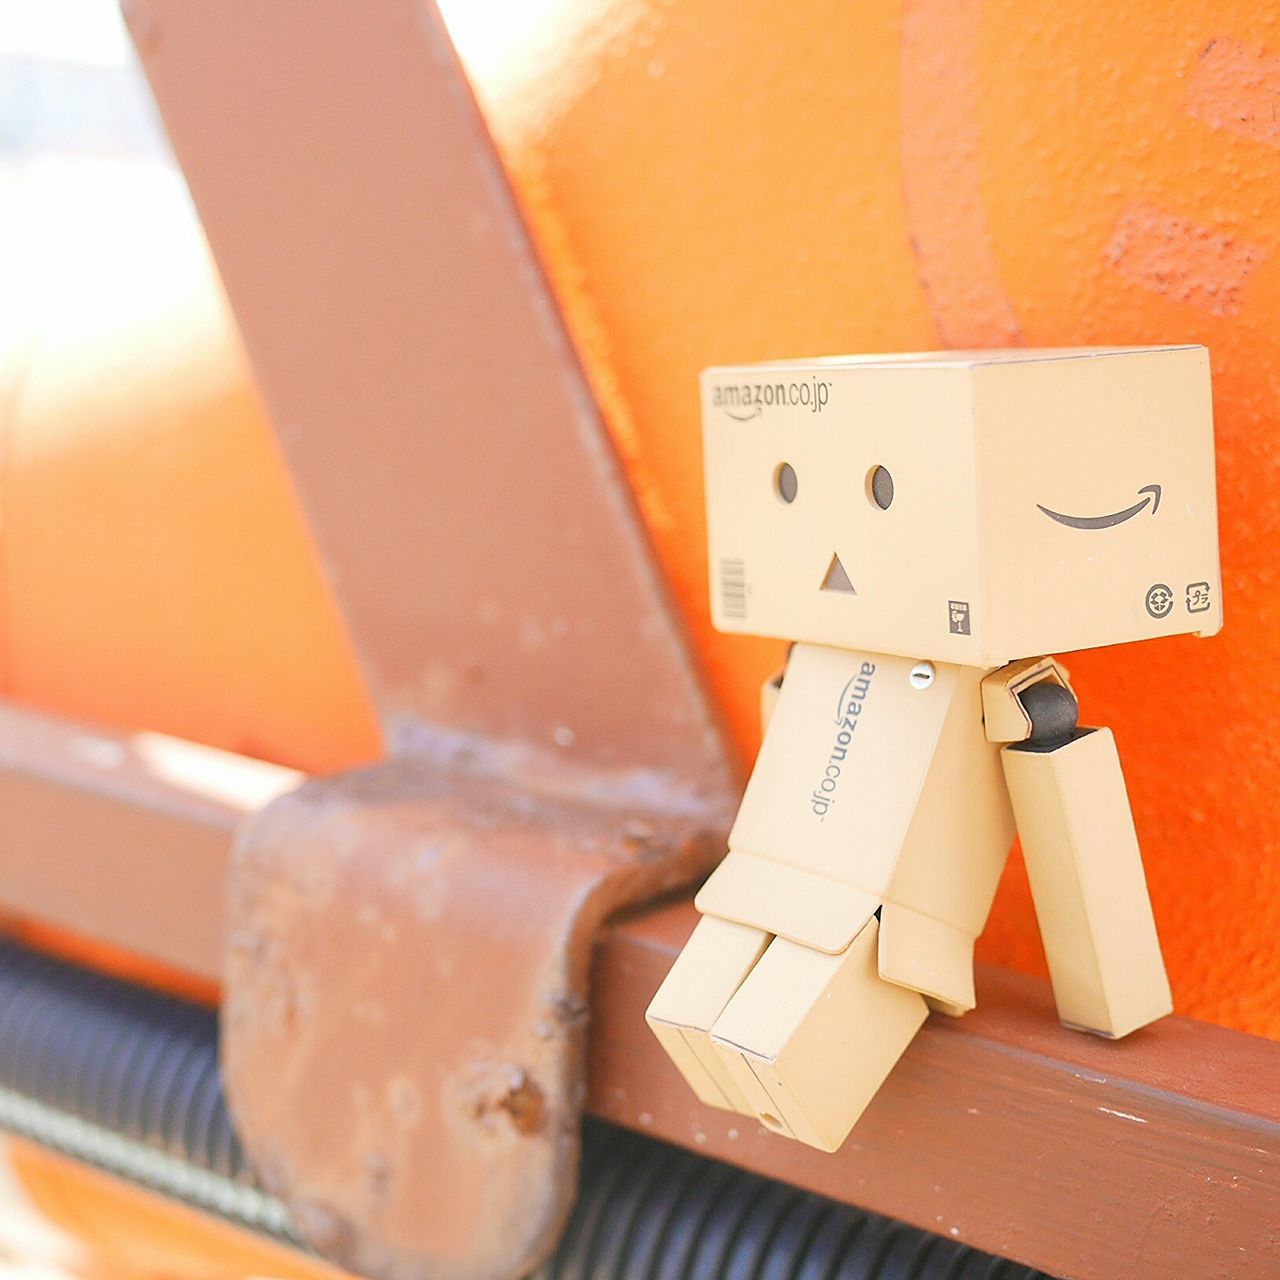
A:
[1037,484,1162,530]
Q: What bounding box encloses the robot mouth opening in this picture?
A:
[820,554,856,594]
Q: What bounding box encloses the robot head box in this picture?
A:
[702,346,1221,667]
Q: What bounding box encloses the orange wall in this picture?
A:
[4,3,1278,1038]
[1,1135,343,1280]
[457,0,1280,1037]
[1,163,379,775]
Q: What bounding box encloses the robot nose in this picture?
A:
[820,553,856,595]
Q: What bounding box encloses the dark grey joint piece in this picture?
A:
[1018,681,1080,750]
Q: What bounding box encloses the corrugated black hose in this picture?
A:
[0,937,1054,1279]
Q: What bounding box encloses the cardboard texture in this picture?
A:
[886,663,1014,942]
[649,642,1013,1138]
[702,347,1220,667]
[1002,730,1173,1037]
[878,904,976,1014]
[695,646,1013,955]
[759,669,785,734]
[703,646,956,928]
[980,656,1074,743]
[648,347,1216,1152]
[645,914,770,1111]
[710,918,929,1152]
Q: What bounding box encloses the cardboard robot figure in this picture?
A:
[647,347,1221,1152]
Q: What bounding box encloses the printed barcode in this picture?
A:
[720,558,748,619]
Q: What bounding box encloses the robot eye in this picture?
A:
[867,465,894,510]
[774,462,798,504]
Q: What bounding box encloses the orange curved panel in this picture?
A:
[451,0,1280,1038]
[0,1134,342,1280]
[1,163,380,776]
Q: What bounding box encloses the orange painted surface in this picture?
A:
[0,162,381,776]
[453,0,1280,1037]
[0,912,219,1008]
[0,1134,342,1280]
[1185,36,1280,148]
[5,4,1280,1038]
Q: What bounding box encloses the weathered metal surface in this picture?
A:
[0,703,297,980]
[225,759,722,1280]
[123,1,738,1274]
[123,0,732,794]
[594,900,1280,1280]
[1,726,1276,1278]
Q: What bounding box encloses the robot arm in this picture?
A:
[758,645,793,735]
[983,660,1172,1038]
[760,665,785,734]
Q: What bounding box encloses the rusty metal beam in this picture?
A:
[594,902,1280,1280]
[121,3,743,1274]
[0,703,296,980]
[123,0,733,796]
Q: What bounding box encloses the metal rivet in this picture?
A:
[908,662,935,690]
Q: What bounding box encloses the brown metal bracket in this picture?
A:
[225,759,722,1280]
[124,1,736,1277]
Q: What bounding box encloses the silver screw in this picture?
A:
[908,662,935,690]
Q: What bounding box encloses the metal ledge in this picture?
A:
[1,705,1277,1278]
[593,902,1280,1280]
[0,936,1049,1279]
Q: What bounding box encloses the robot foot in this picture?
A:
[645,914,771,1115]
[709,916,928,1151]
